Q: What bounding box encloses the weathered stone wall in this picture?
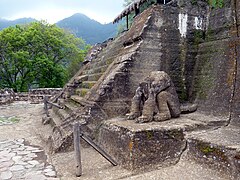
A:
[230,0,240,125]
[0,89,15,105]
[84,2,209,118]
[192,0,239,121]
[0,88,62,104]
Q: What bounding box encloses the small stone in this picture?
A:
[21,156,33,161]
[15,160,28,165]
[16,139,24,144]
[5,152,16,158]
[45,165,53,169]
[0,167,8,172]
[0,171,13,180]
[32,149,43,153]
[44,168,52,173]
[25,164,35,169]
[9,165,25,171]
[9,145,20,149]
[25,146,39,151]
[28,160,40,166]
[12,156,22,162]
[26,153,37,158]
[0,150,10,156]
[15,147,25,151]
[17,150,31,155]
[25,173,46,180]
[0,160,14,168]
[0,157,12,163]
[45,170,56,177]
[36,163,45,169]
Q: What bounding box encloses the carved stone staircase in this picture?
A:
[46,49,116,152]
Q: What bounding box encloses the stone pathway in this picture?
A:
[0,139,57,180]
[0,139,58,180]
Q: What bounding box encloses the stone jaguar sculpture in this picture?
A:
[126,71,197,123]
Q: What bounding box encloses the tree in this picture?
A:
[0,21,87,92]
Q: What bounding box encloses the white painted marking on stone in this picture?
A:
[194,17,203,30]
[178,13,188,38]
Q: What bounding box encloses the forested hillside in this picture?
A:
[0,14,117,45]
[0,18,36,30]
[56,13,117,44]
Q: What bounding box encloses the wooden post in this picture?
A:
[134,4,140,16]
[44,96,48,110]
[73,122,82,177]
[157,0,163,4]
[44,96,49,117]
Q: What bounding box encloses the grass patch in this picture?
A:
[0,116,20,124]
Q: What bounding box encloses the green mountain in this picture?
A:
[56,13,118,45]
[0,14,118,45]
[0,18,36,30]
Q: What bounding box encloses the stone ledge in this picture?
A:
[97,113,228,171]
[186,126,240,179]
[98,118,187,171]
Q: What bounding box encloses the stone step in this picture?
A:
[48,109,64,127]
[70,95,96,106]
[52,106,69,121]
[75,88,90,97]
[81,81,97,89]
[74,75,89,84]
[82,65,109,75]
[60,100,79,114]
[87,73,103,81]
[84,58,113,71]
[92,58,113,68]
[185,126,240,179]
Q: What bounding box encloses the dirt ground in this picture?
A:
[0,102,231,180]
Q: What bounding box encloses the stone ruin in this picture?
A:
[42,0,240,178]
[0,88,62,105]
[0,89,15,105]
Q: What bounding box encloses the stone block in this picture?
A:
[186,127,240,179]
[98,118,187,170]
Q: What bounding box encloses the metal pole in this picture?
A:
[73,122,82,177]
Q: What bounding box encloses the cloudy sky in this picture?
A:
[0,0,125,24]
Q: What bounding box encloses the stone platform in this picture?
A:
[186,126,240,179]
[98,112,228,171]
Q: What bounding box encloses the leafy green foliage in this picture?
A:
[0,21,87,92]
[208,0,224,8]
